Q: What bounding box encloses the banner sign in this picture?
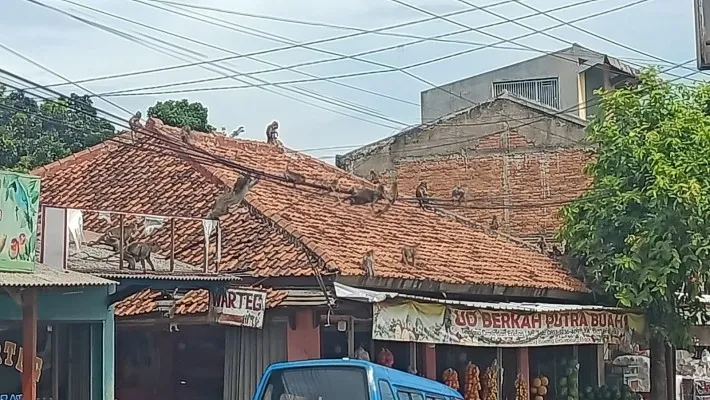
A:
[211,288,267,329]
[0,171,40,273]
[372,301,641,347]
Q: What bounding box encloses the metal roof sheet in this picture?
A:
[334,282,624,312]
[0,263,117,287]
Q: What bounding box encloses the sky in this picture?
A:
[0,0,701,163]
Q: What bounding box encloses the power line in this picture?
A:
[23,0,405,131]
[95,0,662,99]
[39,0,626,92]
[506,0,710,78]
[59,0,418,109]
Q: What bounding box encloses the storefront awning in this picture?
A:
[335,282,646,347]
[333,282,624,313]
[0,263,117,288]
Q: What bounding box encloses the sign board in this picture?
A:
[696,0,710,69]
[0,171,40,273]
[211,288,267,329]
[372,301,644,347]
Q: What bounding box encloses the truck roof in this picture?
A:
[261,358,463,398]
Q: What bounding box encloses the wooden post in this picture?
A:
[118,214,124,270]
[423,344,437,380]
[22,288,38,400]
[169,218,175,272]
[215,221,222,272]
[517,347,530,383]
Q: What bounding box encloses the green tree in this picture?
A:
[559,69,710,400]
[0,86,116,172]
[146,99,214,132]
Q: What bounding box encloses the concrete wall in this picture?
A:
[338,99,592,240]
[421,52,582,123]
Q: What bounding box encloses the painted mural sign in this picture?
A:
[211,288,267,329]
[0,339,44,382]
[0,171,40,273]
[372,301,643,347]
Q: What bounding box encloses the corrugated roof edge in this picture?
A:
[0,263,117,287]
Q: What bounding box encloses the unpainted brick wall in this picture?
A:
[383,131,594,238]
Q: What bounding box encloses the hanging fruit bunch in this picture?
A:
[443,368,460,390]
[515,374,529,400]
[464,362,481,400]
[481,360,499,400]
[377,348,395,367]
[531,375,549,400]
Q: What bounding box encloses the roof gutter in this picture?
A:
[336,275,592,303]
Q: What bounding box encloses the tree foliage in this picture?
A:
[147,99,214,132]
[559,69,710,346]
[0,86,116,172]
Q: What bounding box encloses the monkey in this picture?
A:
[94,221,140,252]
[489,215,499,231]
[342,184,385,211]
[401,245,419,266]
[266,121,280,145]
[452,185,466,204]
[362,250,375,277]
[283,164,306,187]
[374,180,399,216]
[415,182,430,209]
[551,245,563,258]
[231,126,245,137]
[368,170,379,184]
[537,236,548,254]
[128,111,142,140]
[206,173,260,219]
[128,111,142,131]
[123,241,160,273]
[388,180,398,204]
[180,125,191,144]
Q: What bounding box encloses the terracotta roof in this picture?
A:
[34,118,586,293]
[114,286,288,317]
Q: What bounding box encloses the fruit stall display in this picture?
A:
[443,368,461,390]
[557,358,580,400]
[580,385,641,400]
[530,375,550,400]
[515,373,530,400]
[481,359,499,400]
[464,362,481,400]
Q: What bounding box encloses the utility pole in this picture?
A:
[695,0,710,69]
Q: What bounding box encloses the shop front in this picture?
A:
[333,283,646,400]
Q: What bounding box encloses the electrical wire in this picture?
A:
[95,0,660,98]
[39,0,647,92]
[22,0,405,131]
[1,76,596,211]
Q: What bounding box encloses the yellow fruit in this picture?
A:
[541,376,549,386]
[538,387,548,395]
[531,387,538,395]
[535,396,543,400]
[533,378,542,388]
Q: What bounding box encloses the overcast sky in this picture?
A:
[0,0,700,162]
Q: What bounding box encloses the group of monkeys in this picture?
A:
[361,244,419,277]
[92,220,161,273]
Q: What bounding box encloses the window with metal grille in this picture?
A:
[492,77,560,109]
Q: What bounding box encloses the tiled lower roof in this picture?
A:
[114,286,288,317]
[33,118,587,293]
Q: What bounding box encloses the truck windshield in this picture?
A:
[259,366,370,400]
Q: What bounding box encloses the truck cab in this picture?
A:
[253,358,463,400]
